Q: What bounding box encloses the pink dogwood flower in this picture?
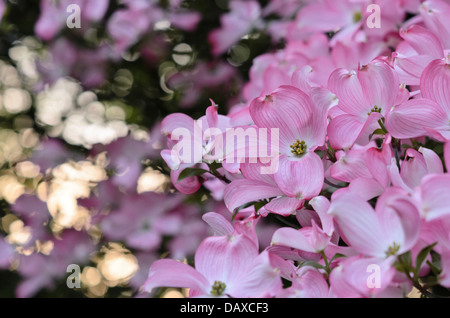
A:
[224,161,304,217]
[327,191,421,296]
[249,85,326,201]
[329,254,411,298]
[413,173,450,221]
[160,101,232,194]
[329,191,421,259]
[390,147,444,194]
[327,58,402,150]
[291,0,405,46]
[242,33,333,101]
[418,0,450,50]
[276,267,330,298]
[329,137,395,200]
[143,218,284,297]
[202,211,259,248]
[393,24,446,86]
[271,196,334,254]
[386,58,450,141]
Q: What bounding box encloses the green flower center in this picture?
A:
[210,281,226,296]
[290,140,307,157]
[368,105,382,116]
[385,242,401,257]
[353,11,362,23]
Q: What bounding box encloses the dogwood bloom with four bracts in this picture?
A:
[160,101,231,194]
[327,191,421,297]
[327,58,403,150]
[249,85,327,201]
[143,215,285,298]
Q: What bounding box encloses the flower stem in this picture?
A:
[321,251,331,274]
[378,119,388,134]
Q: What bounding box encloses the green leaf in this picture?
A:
[396,251,412,273]
[231,198,271,221]
[369,129,387,141]
[372,129,387,136]
[178,168,209,181]
[208,161,222,173]
[393,261,404,273]
[420,273,439,286]
[329,253,346,263]
[231,200,260,221]
[426,260,441,276]
[415,242,438,278]
[254,200,268,214]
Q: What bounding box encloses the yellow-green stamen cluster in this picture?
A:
[385,242,401,257]
[290,140,307,157]
[353,11,362,23]
[210,281,226,296]
[368,105,382,116]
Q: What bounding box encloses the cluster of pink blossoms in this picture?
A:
[2,0,450,299]
[147,0,450,297]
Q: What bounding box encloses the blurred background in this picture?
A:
[0,0,291,297]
